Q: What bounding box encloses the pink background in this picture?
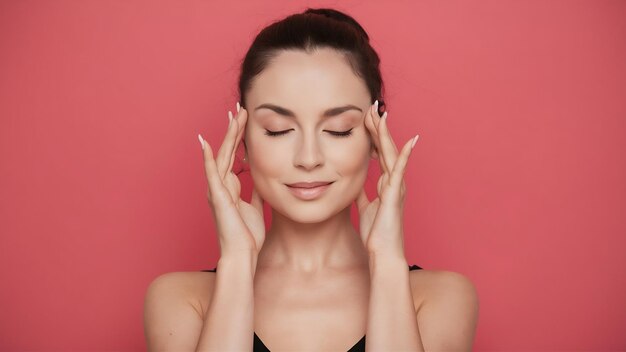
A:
[1,0,625,350]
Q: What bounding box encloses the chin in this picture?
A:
[277,205,339,224]
[280,197,356,225]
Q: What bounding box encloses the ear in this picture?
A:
[370,144,379,159]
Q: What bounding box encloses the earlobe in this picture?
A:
[370,148,379,159]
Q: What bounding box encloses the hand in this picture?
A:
[199,103,266,257]
[356,100,419,257]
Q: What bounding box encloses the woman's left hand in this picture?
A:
[357,100,419,258]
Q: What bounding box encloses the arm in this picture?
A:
[194,253,257,351]
[366,253,424,352]
[359,100,424,350]
[143,104,265,351]
[417,271,480,351]
[143,253,257,352]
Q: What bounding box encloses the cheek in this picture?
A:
[247,138,285,176]
[327,139,371,205]
[328,130,371,171]
[328,140,370,175]
[246,137,286,204]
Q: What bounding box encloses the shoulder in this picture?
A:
[143,271,217,350]
[145,270,217,316]
[145,270,216,298]
[409,269,480,349]
[409,269,478,304]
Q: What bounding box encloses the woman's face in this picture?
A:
[244,48,375,223]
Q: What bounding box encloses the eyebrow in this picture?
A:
[253,103,363,118]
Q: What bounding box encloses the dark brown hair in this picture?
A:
[238,7,386,113]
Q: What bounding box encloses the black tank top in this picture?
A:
[200,264,423,351]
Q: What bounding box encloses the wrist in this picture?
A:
[368,251,408,272]
[366,237,405,262]
[218,251,258,274]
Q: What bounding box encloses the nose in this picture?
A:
[293,132,324,170]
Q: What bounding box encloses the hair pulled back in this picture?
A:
[238,7,387,115]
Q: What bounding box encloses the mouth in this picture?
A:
[285,181,334,188]
[285,181,334,200]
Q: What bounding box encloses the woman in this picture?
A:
[144,8,479,351]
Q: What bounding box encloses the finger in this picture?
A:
[381,111,399,156]
[389,135,418,187]
[250,186,264,215]
[364,104,381,156]
[377,111,400,174]
[223,165,241,206]
[367,102,389,174]
[371,100,380,130]
[199,135,230,207]
[216,110,240,179]
[228,105,249,173]
[356,188,370,211]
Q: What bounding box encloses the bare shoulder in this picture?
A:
[156,270,216,291]
[143,271,217,351]
[147,270,218,316]
[409,269,478,305]
[408,269,480,349]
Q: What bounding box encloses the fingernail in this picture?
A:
[411,134,419,149]
[236,102,240,113]
[198,134,205,150]
[228,111,233,125]
[374,100,378,109]
[381,111,388,120]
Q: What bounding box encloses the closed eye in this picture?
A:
[264,128,353,138]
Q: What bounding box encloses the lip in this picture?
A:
[285,181,334,200]
[285,181,334,188]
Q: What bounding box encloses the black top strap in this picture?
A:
[202,264,423,272]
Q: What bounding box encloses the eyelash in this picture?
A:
[264,128,354,138]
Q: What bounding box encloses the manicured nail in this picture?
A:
[198,134,205,150]
[228,111,233,125]
[381,111,388,120]
[411,134,419,149]
[374,100,378,109]
[236,102,240,113]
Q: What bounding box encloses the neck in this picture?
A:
[256,205,369,274]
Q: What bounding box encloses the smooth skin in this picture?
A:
[144,48,479,351]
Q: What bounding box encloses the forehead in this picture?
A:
[246,48,370,107]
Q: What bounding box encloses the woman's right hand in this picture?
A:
[198,103,265,258]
